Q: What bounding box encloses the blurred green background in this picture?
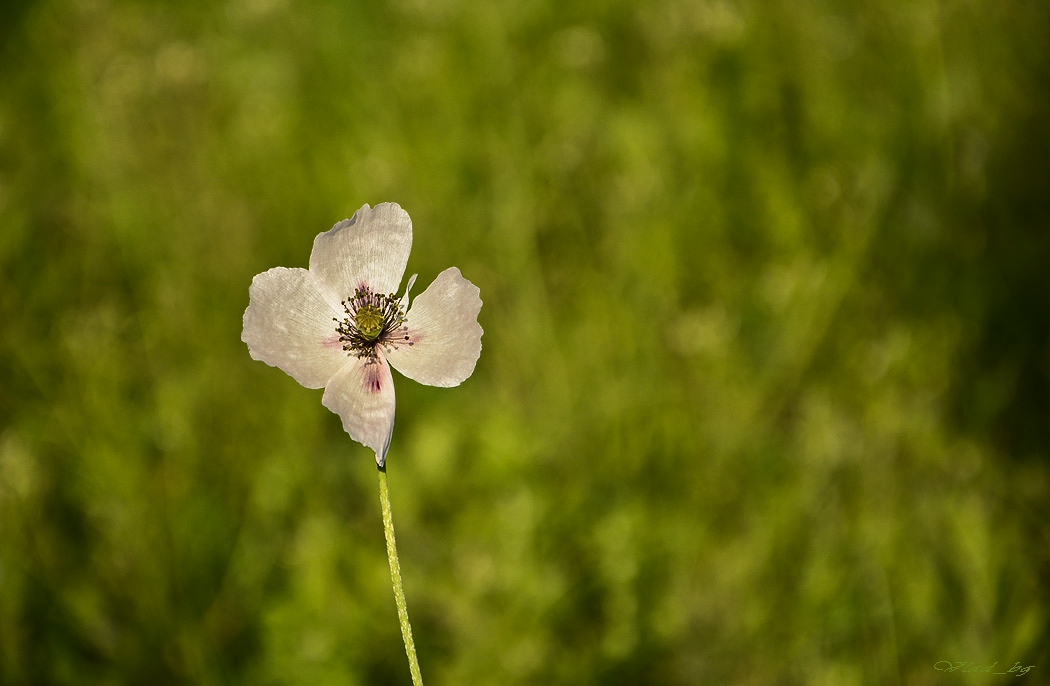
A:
[2,0,1049,683]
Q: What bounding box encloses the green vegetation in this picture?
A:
[2,0,1048,683]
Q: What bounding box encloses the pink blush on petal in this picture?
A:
[365,361,384,393]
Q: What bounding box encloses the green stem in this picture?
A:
[377,465,424,686]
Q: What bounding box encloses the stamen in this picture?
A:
[335,285,408,358]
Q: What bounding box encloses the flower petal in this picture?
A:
[309,203,413,311]
[385,267,483,387]
[322,353,397,466]
[242,267,347,389]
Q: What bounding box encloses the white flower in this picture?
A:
[242,203,483,466]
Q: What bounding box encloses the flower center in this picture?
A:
[335,286,406,358]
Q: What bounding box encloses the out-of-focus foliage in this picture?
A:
[1,0,1048,683]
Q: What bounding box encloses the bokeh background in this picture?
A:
[2,0,1049,683]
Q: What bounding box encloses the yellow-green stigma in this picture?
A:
[355,305,385,341]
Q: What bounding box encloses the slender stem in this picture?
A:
[377,465,424,686]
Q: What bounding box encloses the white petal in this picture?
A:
[385,267,483,388]
[400,273,418,309]
[309,203,413,311]
[322,353,397,466]
[242,267,347,389]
